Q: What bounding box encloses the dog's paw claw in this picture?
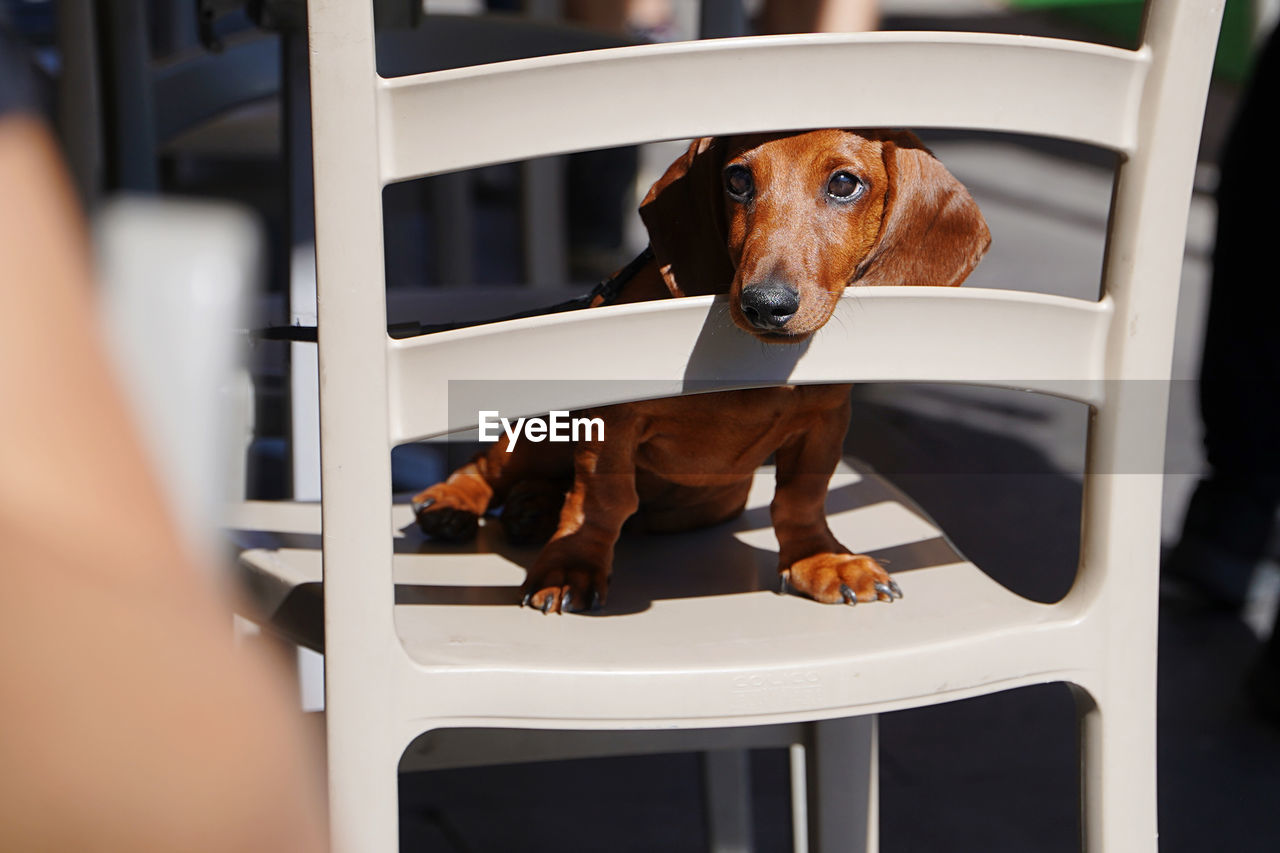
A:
[547,585,605,614]
[522,576,608,615]
[411,484,488,543]
[522,554,610,614]
[781,553,895,606]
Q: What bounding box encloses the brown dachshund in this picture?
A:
[412,129,990,613]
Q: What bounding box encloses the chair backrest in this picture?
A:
[305,0,1223,844]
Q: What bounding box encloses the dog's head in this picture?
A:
[640,129,991,343]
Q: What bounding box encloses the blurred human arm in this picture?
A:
[0,111,327,852]
[759,0,879,34]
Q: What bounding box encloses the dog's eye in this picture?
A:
[826,172,864,201]
[724,165,754,201]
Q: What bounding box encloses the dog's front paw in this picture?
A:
[412,486,483,542]
[781,553,901,605]
[521,558,609,614]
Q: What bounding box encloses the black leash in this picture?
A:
[254,246,654,343]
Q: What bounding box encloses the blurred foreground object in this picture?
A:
[0,102,326,852]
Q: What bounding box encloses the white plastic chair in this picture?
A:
[229,0,1224,849]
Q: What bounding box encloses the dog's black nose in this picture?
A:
[739,282,800,330]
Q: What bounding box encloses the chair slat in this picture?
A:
[377,32,1148,183]
[387,287,1112,443]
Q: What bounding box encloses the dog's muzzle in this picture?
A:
[739,281,800,331]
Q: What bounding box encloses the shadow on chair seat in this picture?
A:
[233,458,1066,720]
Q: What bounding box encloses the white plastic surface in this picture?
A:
[256,2,1228,850]
[388,287,1113,442]
[378,32,1149,182]
[236,461,1079,726]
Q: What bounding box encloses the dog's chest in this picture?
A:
[630,385,847,477]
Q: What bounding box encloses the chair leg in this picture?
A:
[1072,684,1158,852]
[798,715,877,853]
[326,724,402,853]
[522,156,568,288]
[702,748,755,853]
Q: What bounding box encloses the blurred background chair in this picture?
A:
[95,196,261,564]
[55,1,642,507]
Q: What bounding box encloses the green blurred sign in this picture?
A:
[1007,0,1259,82]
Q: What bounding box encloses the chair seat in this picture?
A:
[231,458,1079,727]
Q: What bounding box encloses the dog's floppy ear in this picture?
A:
[639,138,735,297]
[855,131,991,287]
